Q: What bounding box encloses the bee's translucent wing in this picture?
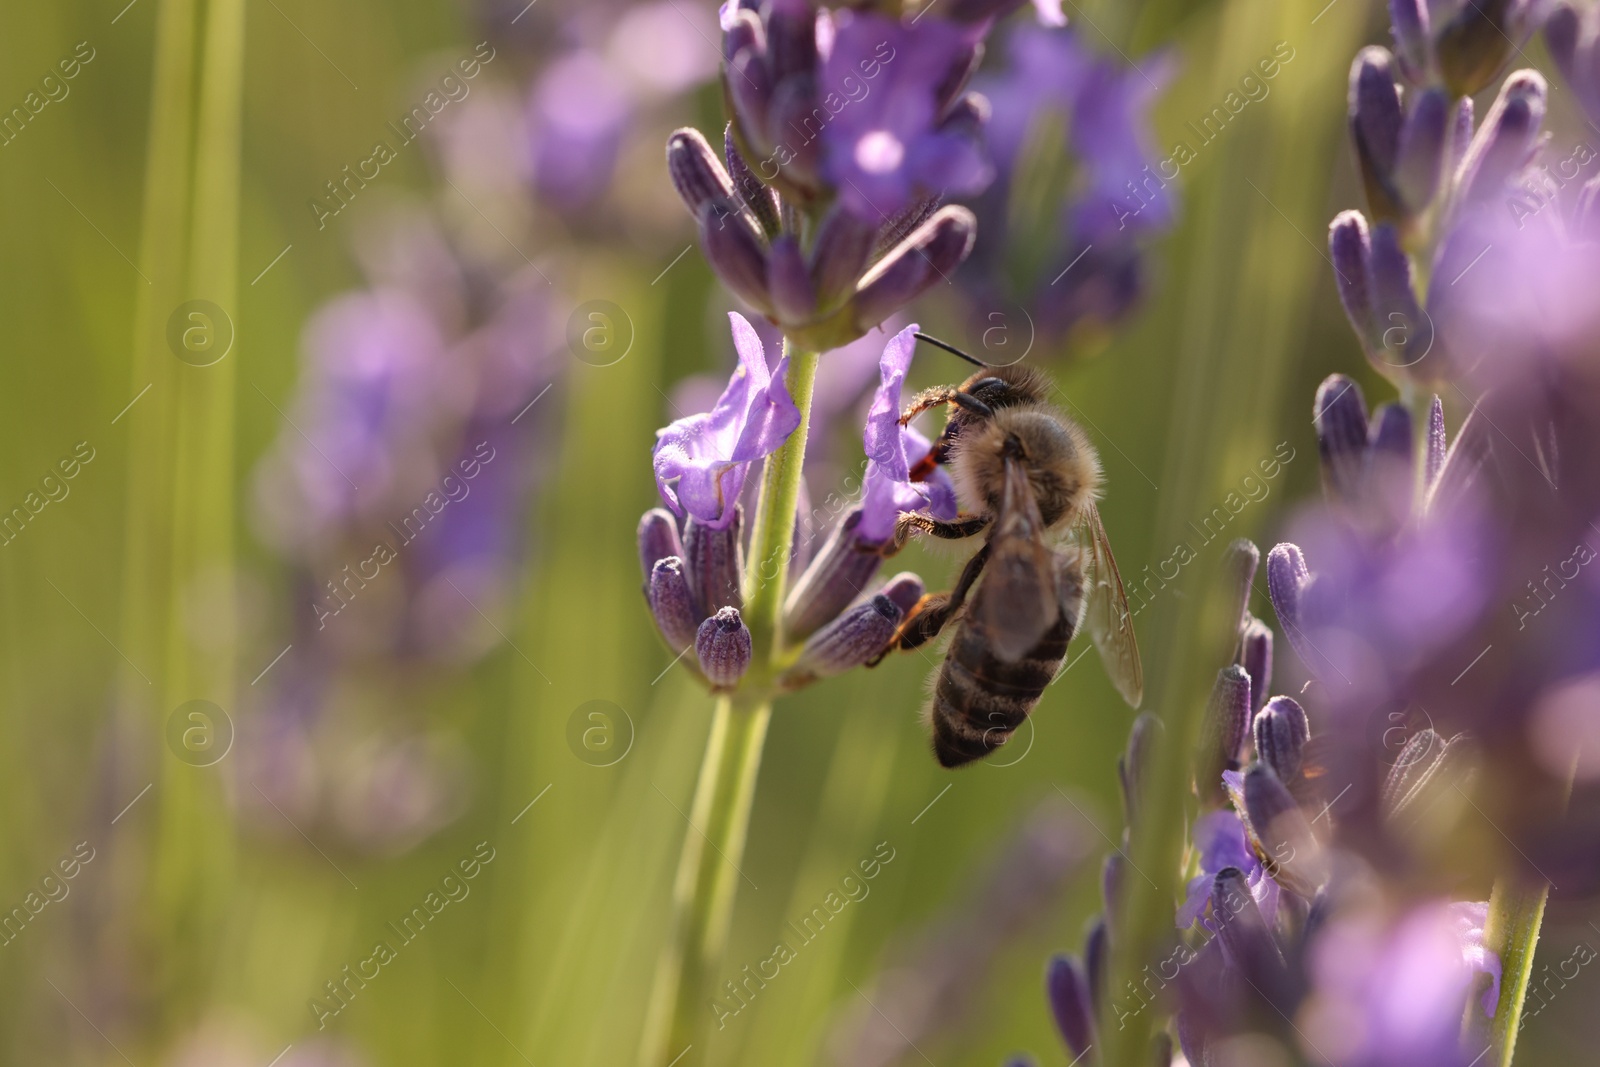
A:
[976,457,1059,662]
[1076,502,1144,707]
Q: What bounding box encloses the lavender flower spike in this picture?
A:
[653,312,801,529]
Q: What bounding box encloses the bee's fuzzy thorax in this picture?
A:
[949,405,1101,529]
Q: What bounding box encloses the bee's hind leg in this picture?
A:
[867,544,992,666]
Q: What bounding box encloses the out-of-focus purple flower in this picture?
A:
[858,324,959,543]
[653,312,802,529]
[1388,0,1544,95]
[527,50,633,211]
[820,13,993,223]
[1302,899,1501,1067]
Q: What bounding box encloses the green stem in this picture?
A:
[639,342,821,1066]
[1478,876,1549,1067]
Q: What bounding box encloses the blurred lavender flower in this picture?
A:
[1388,0,1545,96]
[965,25,1176,344]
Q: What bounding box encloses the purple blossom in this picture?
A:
[1177,807,1282,937]
[857,324,958,543]
[653,312,802,529]
[1302,900,1501,1067]
[820,13,993,223]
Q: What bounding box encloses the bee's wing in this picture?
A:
[976,456,1059,662]
[1075,502,1144,707]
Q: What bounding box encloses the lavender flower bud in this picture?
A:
[878,572,927,618]
[781,594,901,686]
[873,197,940,260]
[1045,955,1094,1060]
[810,205,877,310]
[683,510,744,617]
[724,13,773,146]
[1119,712,1162,825]
[1101,851,1125,929]
[783,509,885,642]
[1085,917,1109,1015]
[1242,763,1326,899]
[1455,70,1547,205]
[1315,373,1370,508]
[1425,394,1447,492]
[768,233,817,324]
[1368,402,1414,531]
[1220,539,1258,639]
[1266,543,1314,669]
[696,607,753,688]
[1350,48,1404,220]
[764,0,817,85]
[1367,222,1431,376]
[638,508,683,582]
[1393,87,1450,213]
[1388,0,1430,79]
[1545,4,1580,75]
[1198,665,1252,801]
[667,128,735,216]
[725,123,780,237]
[1238,616,1274,713]
[648,557,701,652]
[1436,0,1523,97]
[698,197,772,315]
[852,206,977,333]
[1329,211,1378,351]
[1253,696,1309,781]
[766,76,824,194]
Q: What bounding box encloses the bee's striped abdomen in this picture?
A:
[929,609,1075,768]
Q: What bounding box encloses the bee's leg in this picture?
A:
[868,545,991,665]
[891,513,992,553]
[898,387,994,427]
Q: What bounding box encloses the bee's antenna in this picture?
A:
[913,332,990,369]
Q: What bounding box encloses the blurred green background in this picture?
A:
[0,0,1593,1064]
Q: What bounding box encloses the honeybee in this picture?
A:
[881,339,1143,768]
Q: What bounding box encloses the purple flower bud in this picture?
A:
[768,233,817,324]
[648,557,701,652]
[667,127,735,216]
[1238,615,1274,713]
[724,12,773,146]
[698,197,772,315]
[696,606,753,689]
[1393,87,1450,213]
[1102,852,1125,930]
[1045,954,1094,1060]
[1389,0,1431,79]
[1368,401,1414,531]
[1267,542,1325,681]
[1315,373,1370,508]
[1242,763,1326,899]
[783,509,885,642]
[1220,539,1258,638]
[878,571,927,617]
[1199,665,1252,801]
[1085,916,1109,1014]
[1254,696,1309,781]
[1545,3,1580,74]
[1329,211,1378,351]
[781,594,901,686]
[1455,70,1547,205]
[764,0,817,85]
[1120,711,1161,825]
[683,510,744,617]
[766,75,825,194]
[1436,0,1524,97]
[1367,221,1432,376]
[810,205,877,310]
[725,123,781,236]
[852,206,977,333]
[1349,47,1404,219]
[638,508,684,588]
[1425,394,1447,492]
